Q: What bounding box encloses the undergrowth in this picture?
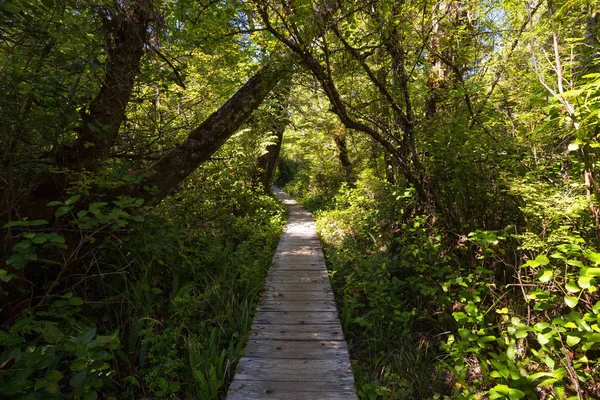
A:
[0,163,285,399]
[283,166,600,400]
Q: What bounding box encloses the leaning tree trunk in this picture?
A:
[130,60,294,204]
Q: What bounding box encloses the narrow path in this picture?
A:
[227,187,357,400]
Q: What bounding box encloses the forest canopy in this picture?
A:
[1,0,599,398]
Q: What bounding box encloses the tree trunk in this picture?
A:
[19,0,152,220]
[330,124,352,183]
[134,60,293,204]
[62,0,153,170]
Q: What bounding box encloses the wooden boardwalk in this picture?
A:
[227,187,357,399]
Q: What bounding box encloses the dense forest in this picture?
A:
[1,0,599,398]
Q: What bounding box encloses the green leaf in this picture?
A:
[523,259,540,268]
[89,202,108,215]
[3,221,27,228]
[566,260,585,268]
[48,235,65,244]
[584,250,600,265]
[565,282,580,293]
[566,335,581,346]
[32,234,48,244]
[42,323,64,344]
[535,255,550,266]
[537,332,550,345]
[7,254,28,268]
[70,370,87,387]
[47,201,63,207]
[65,195,81,205]
[76,328,96,344]
[158,377,169,391]
[507,340,516,360]
[581,267,600,277]
[46,370,63,382]
[452,312,468,323]
[0,269,14,282]
[515,329,528,339]
[68,297,84,306]
[564,296,579,308]
[11,317,33,333]
[71,360,87,371]
[55,206,70,218]
[28,220,48,226]
[578,276,593,289]
[537,269,553,283]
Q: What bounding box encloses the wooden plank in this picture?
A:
[267,276,328,284]
[277,243,321,248]
[269,270,329,278]
[243,339,348,360]
[277,248,322,253]
[272,260,324,266]
[249,324,344,341]
[275,248,322,254]
[257,300,337,312]
[254,311,339,325]
[282,233,319,239]
[262,291,334,302]
[266,282,332,292]
[271,258,325,269]
[233,358,354,383]
[279,239,320,242]
[227,381,356,399]
[272,260,325,267]
[273,254,324,260]
[271,265,325,272]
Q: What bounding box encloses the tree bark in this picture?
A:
[19,0,152,220]
[330,124,352,182]
[59,0,153,170]
[134,60,293,204]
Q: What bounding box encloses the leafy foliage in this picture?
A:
[2,0,600,398]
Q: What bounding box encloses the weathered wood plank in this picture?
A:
[277,248,323,258]
[227,381,355,399]
[270,267,327,273]
[244,339,348,360]
[233,358,354,383]
[254,311,339,324]
[267,276,328,284]
[271,262,324,269]
[266,282,332,292]
[278,240,321,245]
[271,260,324,266]
[269,270,329,278]
[249,323,344,341]
[262,290,334,302]
[257,300,336,312]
